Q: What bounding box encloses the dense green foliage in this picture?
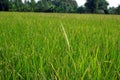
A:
[0,12,120,80]
[85,0,109,13]
[0,0,9,11]
[108,7,116,14]
[52,0,78,13]
[116,5,120,14]
[0,0,120,14]
[77,6,86,13]
[0,0,78,13]
[85,0,99,13]
[108,6,120,14]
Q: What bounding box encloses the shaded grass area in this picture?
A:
[0,12,120,80]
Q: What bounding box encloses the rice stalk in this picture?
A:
[60,23,70,52]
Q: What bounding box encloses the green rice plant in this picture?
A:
[0,12,120,80]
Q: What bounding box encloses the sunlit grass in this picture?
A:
[0,12,120,80]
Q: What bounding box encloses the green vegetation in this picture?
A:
[0,0,78,13]
[0,0,120,14]
[85,0,109,13]
[0,12,120,80]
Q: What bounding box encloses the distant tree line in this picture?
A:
[0,0,120,14]
[78,0,120,14]
[0,0,78,13]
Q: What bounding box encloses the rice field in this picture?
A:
[0,12,120,80]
